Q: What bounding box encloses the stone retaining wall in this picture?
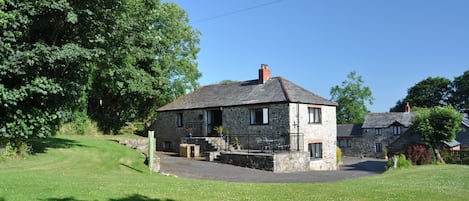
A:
[219,152,274,171]
[116,138,160,172]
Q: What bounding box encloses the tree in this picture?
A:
[411,106,463,164]
[1,0,200,155]
[391,77,452,112]
[87,0,201,134]
[450,70,469,111]
[0,0,108,151]
[330,71,374,124]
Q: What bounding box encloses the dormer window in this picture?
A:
[393,126,401,135]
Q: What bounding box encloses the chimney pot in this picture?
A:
[405,102,411,113]
[258,64,271,84]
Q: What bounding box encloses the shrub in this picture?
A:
[406,144,432,165]
[387,154,412,169]
[397,154,412,168]
[0,141,31,159]
[336,146,342,163]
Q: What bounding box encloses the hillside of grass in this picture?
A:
[1,136,468,201]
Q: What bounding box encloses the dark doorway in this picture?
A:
[207,110,222,136]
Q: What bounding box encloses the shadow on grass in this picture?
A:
[109,194,174,201]
[30,137,84,154]
[41,194,174,201]
[40,197,89,201]
[342,160,387,173]
[120,163,144,173]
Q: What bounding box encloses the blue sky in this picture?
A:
[166,0,469,112]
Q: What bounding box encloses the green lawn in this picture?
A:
[1,136,468,201]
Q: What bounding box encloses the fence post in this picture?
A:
[148,130,155,175]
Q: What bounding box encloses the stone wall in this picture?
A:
[219,152,274,171]
[220,151,337,172]
[221,103,291,150]
[153,109,206,152]
[288,103,338,170]
[117,138,160,172]
[340,127,411,158]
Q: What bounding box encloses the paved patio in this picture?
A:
[158,152,387,183]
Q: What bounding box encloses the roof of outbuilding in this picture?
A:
[362,112,416,128]
[157,77,337,111]
[443,140,461,148]
[462,118,469,127]
[337,124,363,137]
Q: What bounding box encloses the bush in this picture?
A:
[406,144,432,165]
[336,146,342,163]
[440,150,457,164]
[397,154,412,168]
[0,141,31,159]
[387,154,412,169]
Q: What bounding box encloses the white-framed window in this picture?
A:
[250,107,269,125]
[176,113,183,127]
[308,107,322,124]
[375,128,382,135]
[392,126,401,135]
[308,143,322,159]
[375,143,383,153]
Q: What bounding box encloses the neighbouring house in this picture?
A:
[338,106,469,158]
[337,104,416,158]
[387,116,469,154]
[153,64,338,172]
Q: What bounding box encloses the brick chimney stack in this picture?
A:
[258,64,271,84]
[405,102,411,113]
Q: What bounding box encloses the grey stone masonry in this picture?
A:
[116,138,160,173]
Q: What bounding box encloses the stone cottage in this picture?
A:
[154,64,338,171]
[338,106,469,158]
[387,116,469,154]
[337,104,416,158]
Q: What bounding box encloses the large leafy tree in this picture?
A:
[330,71,374,124]
[450,70,469,111]
[390,77,452,112]
[88,0,201,133]
[1,0,200,153]
[0,0,113,150]
[411,106,463,164]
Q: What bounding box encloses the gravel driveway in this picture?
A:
[158,152,387,183]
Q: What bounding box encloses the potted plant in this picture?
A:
[213,126,224,137]
[232,137,241,150]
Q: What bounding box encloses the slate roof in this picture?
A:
[337,124,363,137]
[462,118,469,127]
[157,77,337,111]
[443,140,461,148]
[362,112,416,129]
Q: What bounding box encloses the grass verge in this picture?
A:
[0,136,468,201]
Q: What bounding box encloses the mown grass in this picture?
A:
[1,136,469,201]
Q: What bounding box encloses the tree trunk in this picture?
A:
[433,148,446,164]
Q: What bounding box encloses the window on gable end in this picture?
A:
[308,142,322,159]
[308,107,322,124]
